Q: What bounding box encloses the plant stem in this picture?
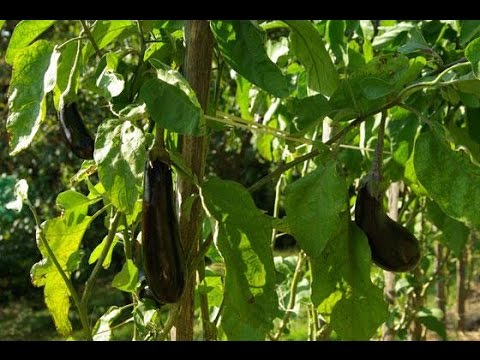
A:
[272,251,306,340]
[27,202,92,340]
[82,211,122,306]
[80,20,102,58]
[57,35,87,50]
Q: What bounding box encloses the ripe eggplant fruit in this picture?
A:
[142,159,185,304]
[354,183,420,272]
[58,102,94,160]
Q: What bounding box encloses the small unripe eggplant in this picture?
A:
[58,102,94,160]
[142,159,185,304]
[354,183,420,272]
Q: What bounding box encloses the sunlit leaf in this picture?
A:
[201,177,279,340]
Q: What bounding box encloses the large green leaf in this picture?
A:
[387,107,419,166]
[329,54,423,121]
[201,177,279,340]
[426,200,469,257]
[0,21,5,30]
[285,94,330,133]
[284,161,347,257]
[53,40,81,110]
[210,20,291,98]
[465,37,480,79]
[285,20,339,97]
[310,222,388,340]
[460,21,480,46]
[7,40,59,155]
[414,125,480,227]
[139,78,203,135]
[94,120,147,214]
[82,20,135,62]
[31,213,92,336]
[5,20,56,64]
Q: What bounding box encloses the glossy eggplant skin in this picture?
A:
[355,184,420,272]
[142,159,185,304]
[58,102,94,160]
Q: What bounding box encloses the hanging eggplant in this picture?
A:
[58,102,94,160]
[142,158,185,304]
[354,181,420,272]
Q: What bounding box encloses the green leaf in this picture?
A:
[310,222,388,340]
[426,200,469,257]
[5,179,29,212]
[460,21,480,46]
[5,20,56,64]
[284,161,347,257]
[201,177,279,340]
[7,40,59,155]
[466,107,480,144]
[93,306,123,341]
[387,107,419,166]
[404,150,428,196]
[54,41,81,110]
[89,234,119,269]
[56,190,91,217]
[446,121,480,164]
[372,22,414,48]
[31,214,92,336]
[285,20,339,96]
[210,20,291,98]
[139,78,203,135]
[465,37,480,79]
[82,20,135,62]
[414,125,480,227]
[285,94,330,133]
[112,259,139,293]
[416,308,447,340]
[398,27,429,54]
[329,53,411,121]
[236,75,252,120]
[94,120,147,214]
[0,20,5,29]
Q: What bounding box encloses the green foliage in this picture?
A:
[284,161,347,257]
[94,120,146,215]
[7,41,59,155]
[3,19,480,341]
[211,20,291,98]
[201,177,279,340]
[285,20,339,96]
[311,222,388,340]
[414,125,480,227]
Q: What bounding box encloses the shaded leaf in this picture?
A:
[460,21,480,46]
[285,20,338,96]
[311,222,387,340]
[414,125,480,227]
[210,20,291,98]
[94,120,147,214]
[387,107,419,166]
[465,37,480,79]
[284,161,347,257]
[285,94,330,133]
[201,177,278,340]
[426,200,469,257]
